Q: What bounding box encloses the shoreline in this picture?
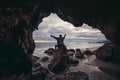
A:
[33,42,104,57]
[33,53,120,80]
[32,41,120,80]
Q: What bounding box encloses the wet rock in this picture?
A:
[0,40,32,78]
[67,49,75,56]
[48,45,69,74]
[41,56,49,62]
[44,48,55,56]
[45,71,88,80]
[68,56,79,67]
[95,42,120,64]
[75,49,85,58]
[31,55,40,63]
[83,48,94,56]
[44,50,49,54]
[0,0,120,79]
[0,74,30,80]
[48,55,70,74]
[32,63,49,79]
[33,63,41,69]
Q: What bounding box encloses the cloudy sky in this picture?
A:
[33,13,107,42]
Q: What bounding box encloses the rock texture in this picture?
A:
[48,45,69,74]
[54,0,120,45]
[45,71,88,80]
[0,0,52,77]
[95,42,120,64]
[0,0,120,78]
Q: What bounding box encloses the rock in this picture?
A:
[44,50,49,54]
[75,49,85,58]
[33,63,41,69]
[83,48,94,56]
[48,45,69,74]
[0,74,30,80]
[32,63,49,79]
[48,55,70,74]
[44,48,55,56]
[45,71,88,80]
[95,42,120,64]
[0,40,32,78]
[0,0,120,79]
[41,56,49,62]
[68,56,79,67]
[31,55,40,63]
[67,49,75,56]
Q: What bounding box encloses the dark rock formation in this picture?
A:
[95,42,120,64]
[68,57,79,67]
[41,56,49,62]
[48,45,79,74]
[48,45,69,74]
[0,0,51,77]
[67,49,75,56]
[32,63,49,80]
[44,48,55,56]
[83,48,94,56]
[54,0,120,45]
[0,0,120,78]
[31,55,40,63]
[75,49,85,58]
[45,71,88,80]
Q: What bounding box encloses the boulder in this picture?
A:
[83,48,94,56]
[68,56,79,67]
[67,49,75,56]
[41,56,49,62]
[45,71,88,80]
[31,55,40,63]
[95,42,120,64]
[75,49,85,58]
[44,48,55,56]
[48,45,69,74]
[32,63,49,79]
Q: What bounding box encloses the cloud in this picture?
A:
[33,13,106,41]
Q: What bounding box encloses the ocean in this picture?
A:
[33,37,106,57]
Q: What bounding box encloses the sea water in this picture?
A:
[33,37,106,57]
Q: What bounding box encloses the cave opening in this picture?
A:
[0,1,120,79]
[33,13,108,57]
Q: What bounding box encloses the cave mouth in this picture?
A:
[33,13,108,56]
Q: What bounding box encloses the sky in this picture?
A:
[33,13,107,42]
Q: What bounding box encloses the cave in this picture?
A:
[0,0,120,79]
[33,13,107,56]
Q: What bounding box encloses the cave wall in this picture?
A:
[0,0,120,77]
[0,0,52,77]
[53,0,120,45]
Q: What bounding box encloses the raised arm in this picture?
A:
[50,35,57,39]
[63,34,66,39]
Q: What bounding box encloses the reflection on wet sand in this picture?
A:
[70,55,120,80]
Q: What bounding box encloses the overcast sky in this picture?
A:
[33,13,106,42]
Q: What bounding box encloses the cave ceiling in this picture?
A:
[0,0,120,44]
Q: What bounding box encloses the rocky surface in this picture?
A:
[32,63,49,80]
[45,71,88,80]
[75,49,85,58]
[44,48,55,56]
[95,42,120,64]
[48,45,69,74]
[83,49,94,56]
[67,49,75,56]
[0,0,120,79]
